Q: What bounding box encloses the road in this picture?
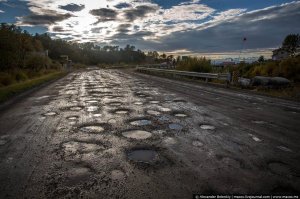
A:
[0,69,299,198]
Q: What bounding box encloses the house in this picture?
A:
[272,48,290,60]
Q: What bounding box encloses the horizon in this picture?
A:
[1,0,299,60]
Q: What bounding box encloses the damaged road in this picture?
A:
[0,69,299,198]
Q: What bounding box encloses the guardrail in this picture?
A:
[136,67,228,82]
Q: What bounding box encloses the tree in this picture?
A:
[282,34,300,55]
[258,56,265,63]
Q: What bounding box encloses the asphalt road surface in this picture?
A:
[0,69,299,198]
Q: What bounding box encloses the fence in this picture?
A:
[136,67,228,82]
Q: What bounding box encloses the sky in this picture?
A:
[0,0,300,59]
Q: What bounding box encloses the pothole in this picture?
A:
[36,95,50,100]
[114,108,130,115]
[130,119,152,126]
[159,107,171,112]
[248,134,262,142]
[85,100,99,103]
[163,137,177,145]
[0,139,8,146]
[277,146,293,152]
[149,100,159,104]
[67,116,79,120]
[268,162,292,176]
[69,106,83,111]
[93,114,102,117]
[146,110,161,116]
[79,125,105,133]
[122,130,152,140]
[174,113,188,118]
[169,123,183,130]
[192,141,204,147]
[252,120,267,124]
[86,106,99,112]
[159,115,170,122]
[43,112,57,116]
[111,170,126,181]
[108,102,122,107]
[200,124,215,130]
[173,99,186,103]
[133,102,143,105]
[127,149,159,164]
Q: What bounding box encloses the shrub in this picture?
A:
[0,73,15,86]
[176,57,212,73]
[14,70,28,82]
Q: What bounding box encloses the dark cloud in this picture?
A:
[52,26,65,32]
[59,3,85,12]
[114,2,131,9]
[90,27,104,33]
[90,8,118,24]
[117,24,131,33]
[18,9,73,25]
[112,2,300,53]
[124,5,158,21]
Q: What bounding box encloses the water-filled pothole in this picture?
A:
[146,110,161,116]
[130,119,152,126]
[86,106,99,112]
[44,112,57,116]
[67,116,79,120]
[122,130,152,140]
[127,149,159,164]
[149,100,159,104]
[173,99,186,103]
[268,162,292,176]
[114,109,130,115]
[69,106,83,111]
[80,125,105,133]
[111,170,126,180]
[85,100,99,103]
[174,113,188,118]
[200,124,215,130]
[133,102,143,105]
[108,102,122,107]
[159,107,172,112]
[169,123,183,130]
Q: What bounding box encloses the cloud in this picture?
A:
[114,2,131,9]
[124,5,158,21]
[17,9,73,26]
[59,3,85,12]
[90,8,118,23]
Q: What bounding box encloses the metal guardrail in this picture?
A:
[136,67,228,81]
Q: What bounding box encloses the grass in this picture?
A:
[0,71,66,103]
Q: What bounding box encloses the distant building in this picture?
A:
[272,48,290,61]
[222,61,236,66]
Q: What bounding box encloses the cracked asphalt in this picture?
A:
[0,68,299,198]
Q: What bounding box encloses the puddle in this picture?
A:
[169,123,183,130]
[44,112,57,116]
[163,137,177,145]
[122,130,152,140]
[200,124,215,130]
[192,141,204,147]
[67,116,78,120]
[173,99,186,103]
[252,120,267,124]
[70,106,83,111]
[93,114,102,117]
[159,107,171,112]
[80,125,105,133]
[133,102,143,105]
[86,106,99,112]
[277,146,292,152]
[108,118,117,124]
[111,170,126,181]
[36,95,50,100]
[130,119,152,126]
[174,113,187,118]
[149,101,159,104]
[114,109,130,114]
[268,162,292,176]
[159,115,170,122]
[85,100,99,103]
[146,110,161,116]
[108,102,122,106]
[127,149,159,164]
[248,134,262,142]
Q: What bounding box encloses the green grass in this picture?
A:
[0,71,66,103]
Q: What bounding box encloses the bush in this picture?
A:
[0,73,15,86]
[14,70,28,82]
[176,57,212,72]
